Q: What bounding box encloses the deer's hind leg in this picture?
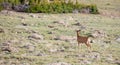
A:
[85,42,91,52]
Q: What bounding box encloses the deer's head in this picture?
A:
[76,30,81,32]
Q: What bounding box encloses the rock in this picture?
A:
[116,37,120,42]
[54,35,76,42]
[23,43,35,52]
[34,51,46,56]
[47,62,71,65]
[91,30,106,38]
[48,31,54,34]
[1,46,12,52]
[20,62,30,65]
[29,14,36,18]
[105,54,114,62]
[49,48,58,53]
[21,22,28,26]
[73,22,82,26]
[53,20,68,27]
[1,2,12,10]
[72,22,86,29]
[1,46,18,53]
[48,25,54,28]
[114,59,120,65]
[17,16,25,19]
[79,60,92,65]
[13,4,29,12]
[73,9,79,14]
[79,8,90,14]
[100,44,110,48]
[28,33,44,40]
[1,40,19,53]
[68,17,74,20]
[0,28,4,33]
[26,30,38,34]
[2,41,11,46]
[90,52,101,60]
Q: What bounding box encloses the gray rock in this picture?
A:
[54,35,76,42]
[34,51,46,56]
[1,46,18,53]
[90,52,101,60]
[49,48,58,53]
[28,33,44,40]
[21,22,28,26]
[53,20,68,27]
[114,59,120,65]
[116,37,120,42]
[80,60,92,65]
[73,22,82,26]
[29,14,36,18]
[91,30,106,38]
[73,9,79,14]
[23,43,35,52]
[1,41,19,53]
[106,54,114,62]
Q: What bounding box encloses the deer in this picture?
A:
[76,30,91,50]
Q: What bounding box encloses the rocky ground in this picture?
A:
[0,10,120,65]
[0,1,120,65]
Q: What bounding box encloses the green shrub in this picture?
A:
[0,0,99,14]
[0,5,3,11]
[0,0,4,3]
[89,4,99,14]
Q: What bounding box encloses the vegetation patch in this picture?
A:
[0,0,99,14]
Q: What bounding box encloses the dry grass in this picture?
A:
[0,0,120,65]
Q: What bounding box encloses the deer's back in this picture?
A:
[77,36,88,43]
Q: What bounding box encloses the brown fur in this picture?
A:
[76,30,91,48]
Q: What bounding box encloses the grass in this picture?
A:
[0,12,120,65]
[0,0,120,65]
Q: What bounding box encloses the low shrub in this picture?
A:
[89,4,99,14]
[0,0,99,14]
[0,5,3,11]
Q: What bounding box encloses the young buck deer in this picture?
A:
[76,30,91,49]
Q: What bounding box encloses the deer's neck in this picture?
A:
[77,32,80,37]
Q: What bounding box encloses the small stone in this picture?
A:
[30,14,36,18]
[0,28,4,33]
[21,22,27,26]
